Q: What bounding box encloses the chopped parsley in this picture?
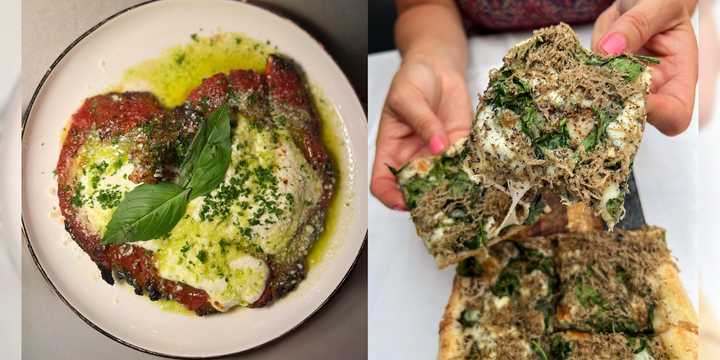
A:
[94,186,123,209]
[71,182,85,207]
[196,249,208,263]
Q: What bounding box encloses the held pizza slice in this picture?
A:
[396,23,651,268]
[397,138,601,268]
[438,227,697,360]
[465,23,652,230]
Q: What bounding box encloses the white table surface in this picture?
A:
[368,24,699,359]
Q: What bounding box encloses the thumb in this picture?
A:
[598,0,684,55]
[384,64,449,155]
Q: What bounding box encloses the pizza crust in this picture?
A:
[651,261,699,333]
[659,326,699,360]
[438,228,698,360]
[438,277,467,360]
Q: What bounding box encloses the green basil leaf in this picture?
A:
[101,183,190,245]
[178,111,211,186]
[182,103,233,199]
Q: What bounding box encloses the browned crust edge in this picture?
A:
[438,276,465,360]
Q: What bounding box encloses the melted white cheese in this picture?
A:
[478,106,517,161]
[74,137,138,234]
[634,349,655,360]
[73,115,322,312]
[492,180,531,237]
[600,182,621,225]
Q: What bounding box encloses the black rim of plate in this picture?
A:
[20,0,367,358]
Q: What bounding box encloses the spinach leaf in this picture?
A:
[534,120,570,158]
[179,103,233,199]
[520,105,543,140]
[491,268,520,297]
[606,197,623,220]
[101,183,190,245]
[633,54,660,64]
[490,67,533,114]
[575,283,606,309]
[627,337,649,354]
[387,164,403,176]
[458,308,481,328]
[608,57,645,83]
[400,177,432,209]
[582,109,615,153]
[531,341,548,360]
[588,314,640,334]
[524,196,546,225]
[463,228,487,250]
[549,336,572,360]
[585,53,657,82]
[457,257,484,277]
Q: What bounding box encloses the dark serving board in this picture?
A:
[615,170,646,229]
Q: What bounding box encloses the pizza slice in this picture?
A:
[397,139,601,268]
[439,238,556,359]
[397,23,650,267]
[532,331,694,360]
[438,227,697,360]
[553,227,697,338]
[466,23,652,229]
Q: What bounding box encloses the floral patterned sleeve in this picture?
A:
[456,0,613,31]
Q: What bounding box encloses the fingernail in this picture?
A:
[600,32,627,55]
[429,135,446,155]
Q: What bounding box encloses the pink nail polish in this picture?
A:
[600,33,627,55]
[429,135,446,155]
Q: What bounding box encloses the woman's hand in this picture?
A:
[371,56,472,210]
[592,0,698,135]
[371,0,471,210]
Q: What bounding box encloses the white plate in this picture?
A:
[22,0,367,358]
